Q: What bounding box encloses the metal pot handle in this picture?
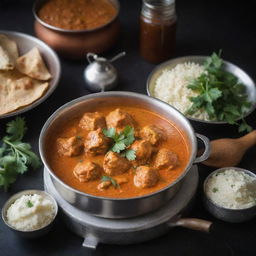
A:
[194,133,211,163]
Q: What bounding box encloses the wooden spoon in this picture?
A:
[202,130,256,168]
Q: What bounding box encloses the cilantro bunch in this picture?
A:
[103,126,136,160]
[186,52,252,132]
[0,117,41,191]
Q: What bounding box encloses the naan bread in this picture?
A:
[0,34,19,70]
[0,70,49,115]
[16,47,51,81]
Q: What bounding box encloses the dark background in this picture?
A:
[0,0,256,255]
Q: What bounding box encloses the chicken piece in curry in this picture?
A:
[48,107,190,198]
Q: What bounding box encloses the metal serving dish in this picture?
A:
[2,190,58,238]
[204,167,256,223]
[147,56,256,124]
[0,30,61,119]
[39,91,210,219]
[33,0,120,59]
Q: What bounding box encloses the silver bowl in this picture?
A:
[203,167,256,223]
[147,56,256,124]
[0,30,61,119]
[2,190,58,238]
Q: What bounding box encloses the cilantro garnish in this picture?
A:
[212,187,218,193]
[26,200,34,208]
[103,126,136,161]
[186,51,252,132]
[101,175,119,188]
[0,117,41,191]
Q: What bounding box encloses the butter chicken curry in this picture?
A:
[47,107,190,198]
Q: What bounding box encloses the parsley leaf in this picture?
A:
[186,51,252,132]
[103,126,136,160]
[0,117,41,191]
[123,149,136,161]
[101,175,119,188]
[26,200,34,208]
[5,117,27,141]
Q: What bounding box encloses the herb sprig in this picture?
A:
[26,200,34,208]
[101,175,119,188]
[186,51,252,132]
[0,117,41,191]
[103,126,136,161]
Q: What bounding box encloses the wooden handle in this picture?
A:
[169,218,212,233]
[238,130,256,148]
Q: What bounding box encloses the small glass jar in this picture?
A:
[140,0,177,63]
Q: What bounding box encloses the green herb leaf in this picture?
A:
[26,200,34,208]
[112,141,126,153]
[103,126,136,160]
[186,51,252,132]
[5,117,27,141]
[103,127,116,138]
[212,187,218,193]
[124,149,136,161]
[101,175,119,188]
[0,117,41,190]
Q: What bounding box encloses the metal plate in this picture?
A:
[44,165,198,248]
[0,30,61,119]
[147,56,256,124]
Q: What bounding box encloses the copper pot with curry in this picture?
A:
[39,92,210,218]
[33,0,120,59]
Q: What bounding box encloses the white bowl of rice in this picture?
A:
[146,56,256,124]
[203,167,256,223]
[2,190,58,238]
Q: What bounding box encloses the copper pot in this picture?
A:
[33,0,120,60]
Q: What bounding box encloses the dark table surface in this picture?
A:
[1,0,256,255]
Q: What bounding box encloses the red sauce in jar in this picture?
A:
[140,0,177,64]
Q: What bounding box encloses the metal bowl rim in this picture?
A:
[203,166,256,211]
[39,91,198,201]
[0,30,61,119]
[33,0,120,33]
[1,189,58,233]
[146,55,256,124]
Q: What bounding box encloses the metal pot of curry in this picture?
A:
[39,92,210,218]
[33,0,120,59]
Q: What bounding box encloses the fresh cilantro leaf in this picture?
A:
[125,149,136,161]
[0,117,41,190]
[186,51,252,133]
[101,175,119,188]
[5,117,27,141]
[238,120,253,133]
[212,187,218,193]
[112,141,126,153]
[26,200,34,208]
[103,126,136,160]
[103,127,116,138]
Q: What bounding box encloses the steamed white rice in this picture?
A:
[205,169,256,209]
[6,194,55,231]
[153,62,209,120]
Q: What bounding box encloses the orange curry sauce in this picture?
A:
[38,0,117,30]
[47,106,190,198]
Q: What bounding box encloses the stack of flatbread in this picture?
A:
[0,34,51,115]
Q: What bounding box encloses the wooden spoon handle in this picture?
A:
[238,130,256,148]
[168,218,212,233]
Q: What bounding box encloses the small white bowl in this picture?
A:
[2,189,58,238]
[203,167,256,223]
